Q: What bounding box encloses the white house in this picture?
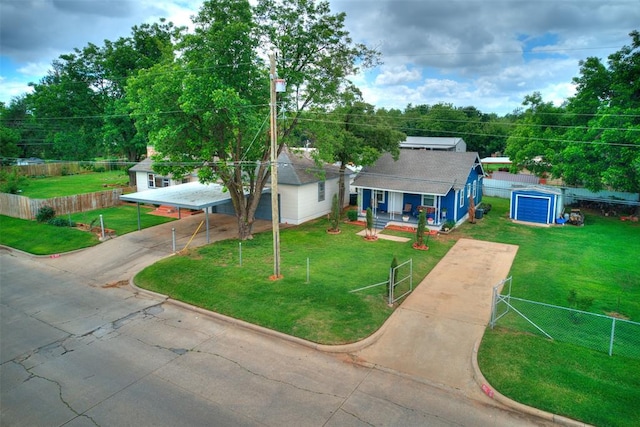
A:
[274,147,351,225]
[126,146,350,226]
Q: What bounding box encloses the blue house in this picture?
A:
[352,150,485,228]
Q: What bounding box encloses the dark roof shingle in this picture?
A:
[352,150,481,195]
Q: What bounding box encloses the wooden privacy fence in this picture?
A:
[0,189,123,220]
[1,161,126,177]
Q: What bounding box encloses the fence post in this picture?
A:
[99,214,105,239]
[490,286,497,328]
[609,317,616,356]
[388,267,393,305]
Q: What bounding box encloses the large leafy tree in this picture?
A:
[504,92,567,177]
[129,0,268,240]
[307,95,405,206]
[26,46,107,160]
[102,20,182,162]
[129,0,381,240]
[23,21,179,162]
[559,31,640,193]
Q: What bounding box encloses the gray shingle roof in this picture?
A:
[352,150,482,195]
[129,157,153,172]
[275,148,344,185]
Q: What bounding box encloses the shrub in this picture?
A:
[366,207,373,235]
[347,210,358,221]
[48,217,76,227]
[416,211,426,245]
[0,168,28,194]
[36,206,56,223]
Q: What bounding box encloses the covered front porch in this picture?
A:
[356,188,449,230]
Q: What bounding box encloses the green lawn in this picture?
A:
[461,197,640,427]
[16,170,130,198]
[135,220,455,344]
[0,205,174,255]
[0,215,99,254]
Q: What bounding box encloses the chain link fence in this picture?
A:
[491,278,640,359]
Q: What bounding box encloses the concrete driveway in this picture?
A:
[352,238,518,397]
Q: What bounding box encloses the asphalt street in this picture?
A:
[0,214,554,426]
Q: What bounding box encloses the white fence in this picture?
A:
[483,178,639,206]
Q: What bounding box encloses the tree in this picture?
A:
[504,92,567,178]
[101,20,182,162]
[559,31,640,193]
[0,103,21,161]
[311,97,405,209]
[328,193,340,232]
[129,0,380,240]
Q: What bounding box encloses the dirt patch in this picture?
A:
[605,311,630,320]
[102,280,129,288]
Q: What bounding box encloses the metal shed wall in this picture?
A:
[510,189,559,224]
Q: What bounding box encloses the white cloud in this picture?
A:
[374,65,422,86]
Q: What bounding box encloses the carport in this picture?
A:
[120,182,251,244]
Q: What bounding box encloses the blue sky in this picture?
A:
[1,0,638,115]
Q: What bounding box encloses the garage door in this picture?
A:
[516,195,549,224]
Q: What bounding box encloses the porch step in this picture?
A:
[374,217,388,230]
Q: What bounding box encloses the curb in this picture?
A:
[471,339,594,427]
[127,278,389,354]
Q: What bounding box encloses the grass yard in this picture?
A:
[0,215,98,254]
[16,170,130,198]
[0,205,174,255]
[135,220,455,344]
[461,197,640,427]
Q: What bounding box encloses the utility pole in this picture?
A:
[269,53,281,279]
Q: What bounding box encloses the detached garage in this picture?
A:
[510,187,562,225]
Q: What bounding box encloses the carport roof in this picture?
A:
[120,182,239,210]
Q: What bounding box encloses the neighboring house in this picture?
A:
[16,157,45,165]
[352,150,485,227]
[128,157,196,191]
[274,147,351,225]
[400,136,467,152]
[126,146,350,226]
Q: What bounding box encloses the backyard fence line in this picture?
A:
[490,278,640,359]
[0,189,123,220]
[483,179,640,206]
[1,161,128,177]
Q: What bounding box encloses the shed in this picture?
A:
[510,187,562,225]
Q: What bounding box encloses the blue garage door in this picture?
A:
[516,195,549,224]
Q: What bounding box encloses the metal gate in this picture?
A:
[388,259,413,305]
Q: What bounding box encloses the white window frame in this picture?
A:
[459,189,464,208]
[421,194,435,207]
[473,180,477,198]
[148,173,155,188]
[375,190,385,204]
[318,181,325,202]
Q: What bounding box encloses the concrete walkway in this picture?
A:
[353,238,519,397]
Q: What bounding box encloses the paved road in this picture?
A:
[0,215,552,426]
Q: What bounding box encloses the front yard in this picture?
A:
[135,196,640,427]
